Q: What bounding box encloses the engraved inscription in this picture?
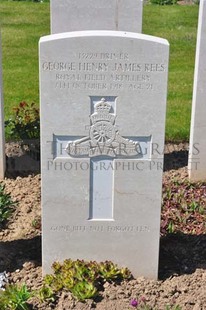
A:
[42,51,166,92]
[78,52,129,60]
[50,225,151,233]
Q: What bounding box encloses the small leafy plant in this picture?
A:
[0,284,31,310]
[70,281,97,301]
[5,101,40,160]
[161,180,206,235]
[98,260,131,281]
[31,217,41,230]
[0,184,16,226]
[43,259,131,301]
[5,101,40,141]
[36,285,55,303]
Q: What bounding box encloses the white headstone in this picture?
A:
[188,0,206,181]
[50,0,143,34]
[40,31,169,279]
[0,32,5,179]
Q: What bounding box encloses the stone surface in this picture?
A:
[40,31,169,279]
[0,32,5,179]
[50,0,143,34]
[188,0,206,181]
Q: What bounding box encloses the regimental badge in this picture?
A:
[66,98,141,158]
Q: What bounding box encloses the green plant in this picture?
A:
[31,217,41,229]
[0,184,16,226]
[36,285,55,303]
[161,179,206,235]
[167,221,175,233]
[165,306,182,310]
[43,259,131,301]
[5,102,40,141]
[98,260,130,281]
[0,284,31,310]
[71,281,97,301]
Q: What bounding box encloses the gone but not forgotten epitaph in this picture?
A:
[40,31,169,279]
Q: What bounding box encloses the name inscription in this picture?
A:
[42,51,166,92]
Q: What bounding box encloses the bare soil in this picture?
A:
[0,142,206,310]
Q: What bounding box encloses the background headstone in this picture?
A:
[50,0,143,34]
[188,0,206,181]
[40,31,169,279]
[0,32,5,179]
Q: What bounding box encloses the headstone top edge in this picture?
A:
[39,30,169,46]
[50,0,145,9]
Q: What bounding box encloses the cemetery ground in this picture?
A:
[0,142,205,309]
[0,2,206,310]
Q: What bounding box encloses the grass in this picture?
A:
[0,284,31,310]
[0,2,199,141]
[143,5,198,141]
[0,1,50,117]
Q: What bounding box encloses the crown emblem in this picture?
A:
[90,98,115,124]
[95,98,111,113]
[66,97,142,158]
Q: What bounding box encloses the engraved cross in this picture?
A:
[53,97,151,220]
